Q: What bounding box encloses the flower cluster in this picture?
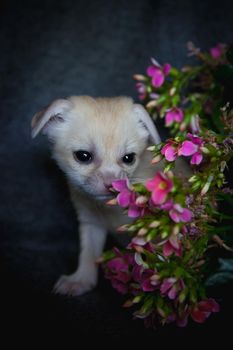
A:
[102,43,233,329]
[134,42,229,137]
[161,133,204,165]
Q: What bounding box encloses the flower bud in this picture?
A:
[133,295,142,303]
[147,145,156,151]
[178,290,186,303]
[169,87,176,96]
[133,74,146,81]
[179,122,187,132]
[172,225,180,236]
[137,227,148,236]
[116,224,130,232]
[220,161,226,172]
[106,198,117,205]
[135,196,148,206]
[201,175,213,196]
[149,220,160,228]
[200,146,210,154]
[151,154,162,164]
[123,300,134,308]
[161,231,168,239]
[146,100,158,108]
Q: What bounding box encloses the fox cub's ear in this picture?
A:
[31,99,72,139]
[133,104,161,145]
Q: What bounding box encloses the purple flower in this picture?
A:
[160,200,193,223]
[165,108,184,127]
[178,133,204,165]
[178,140,197,156]
[146,172,173,205]
[147,58,171,88]
[132,265,159,292]
[105,249,133,294]
[136,82,146,100]
[210,43,226,59]
[111,179,142,218]
[163,234,182,257]
[161,141,178,161]
[169,203,193,223]
[160,277,185,300]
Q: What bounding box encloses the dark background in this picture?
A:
[0,0,232,343]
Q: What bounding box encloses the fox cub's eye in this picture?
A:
[122,153,136,165]
[73,150,93,164]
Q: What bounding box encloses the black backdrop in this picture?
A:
[0,0,232,343]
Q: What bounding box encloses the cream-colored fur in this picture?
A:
[31,96,171,296]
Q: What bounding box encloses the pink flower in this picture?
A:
[132,265,159,292]
[169,203,193,223]
[178,133,204,165]
[165,108,184,127]
[147,58,171,88]
[160,278,185,300]
[111,179,142,218]
[161,141,179,161]
[136,82,146,100]
[191,298,220,323]
[146,172,173,205]
[161,134,204,165]
[210,43,226,59]
[163,234,182,257]
[105,248,133,294]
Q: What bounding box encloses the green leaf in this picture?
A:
[132,183,147,194]
[101,250,116,262]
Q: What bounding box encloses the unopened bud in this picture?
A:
[133,74,146,81]
[149,220,160,228]
[106,198,117,205]
[161,231,168,239]
[220,161,227,172]
[147,145,156,151]
[137,227,148,236]
[179,122,186,132]
[132,295,142,304]
[200,146,210,154]
[167,170,174,179]
[151,154,162,164]
[116,224,129,232]
[169,87,176,96]
[135,195,148,206]
[146,100,158,108]
[201,175,214,196]
[172,225,180,235]
[123,300,134,308]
